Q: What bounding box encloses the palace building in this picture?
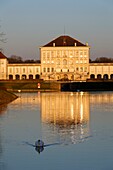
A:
[40,35,90,81]
[0,35,113,81]
[0,52,41,80]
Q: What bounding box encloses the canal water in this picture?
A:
[0,92,113,170]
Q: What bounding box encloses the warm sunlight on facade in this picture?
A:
[40,35,90,81]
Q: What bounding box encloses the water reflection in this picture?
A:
[41,92,90,145]
[0,104,7,170]
[0,105,7,152]
[9,92,41,110]
[0,104,7,116]
[1,92,113,170]
[90,92,113,104]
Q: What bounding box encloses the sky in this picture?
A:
[0,0,113,60]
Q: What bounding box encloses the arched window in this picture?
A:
[36,74,40,79]
[71,74,74,80]
[103,74,108,80]
[63,59,67,65]
[110,74,113,79]
[90,74,95,79]
[15,74,20,80]
[22,75,26,79]
[9,75,13,80]
[29,74,33,79]
[64,74,68,80]
[97,74,102,79]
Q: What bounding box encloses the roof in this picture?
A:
[43,35,86,47]
[0,52,7,59]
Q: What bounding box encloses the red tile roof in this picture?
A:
[43,35,86,47]
[0,52,7,59]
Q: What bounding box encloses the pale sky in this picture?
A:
[0,0,113,60]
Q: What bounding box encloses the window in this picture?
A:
[76,67,79,71]
[43,52,45,57]
[2,68,4,73]
[9,68,12,73]
[51,51,54,57]
[80,67,83,72]
[36,68,39,72]
[29,69,32,73]
[76,51,79,57]
[69,60,73,65]
[51,68,54,72]
[84,51,87,57]
[47,52,50,57]
[63,59,67,65]
[16,68,19,73]
[84,67,87,72]
[23,68,25,73]
[80,51,83,57]
[57,51,60,55]
[47,68,50,72]
[84,60,87,63]
[43,68,46,72]
[43,56,46,60]
[56,59,60,65]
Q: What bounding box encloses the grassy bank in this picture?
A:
[0,89,18,105]
[0,80,61,92]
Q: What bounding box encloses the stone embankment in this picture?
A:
[0,89,18,105]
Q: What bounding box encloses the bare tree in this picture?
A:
[0,24,7,52]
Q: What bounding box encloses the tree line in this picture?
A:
[90,57,113,63]
[7,55,40,63]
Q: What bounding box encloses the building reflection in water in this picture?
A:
[41,92,90,145]
[9,92,41,110]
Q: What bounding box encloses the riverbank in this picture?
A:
[1,79,113,92]
[0,90,18,105]
[61,81,113,91]
[0,80,61,92]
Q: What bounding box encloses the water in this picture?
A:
[0,91,113,170]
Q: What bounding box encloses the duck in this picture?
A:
[35,139,44,148]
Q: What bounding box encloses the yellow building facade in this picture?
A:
[40,35,90,81]
[0,52,8,80]
[90,63,113,79]
[8,63,40,80]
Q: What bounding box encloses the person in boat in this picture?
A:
[35,140,44,148]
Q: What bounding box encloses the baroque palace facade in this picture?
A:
[0,35,113,81]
